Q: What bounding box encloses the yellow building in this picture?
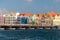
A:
[53,15,60,26]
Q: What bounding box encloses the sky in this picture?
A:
[0,0,60,14]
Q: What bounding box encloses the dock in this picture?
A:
[0,24,58,30]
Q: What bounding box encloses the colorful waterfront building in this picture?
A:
[17,13,29,24]
[53,15,60,26]
[40,13,53,27]
[28,14,36,24]
[0,12,4,25]
[5,12,17,24]
[22,13,37,24]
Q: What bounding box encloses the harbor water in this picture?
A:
[0,29,60,40]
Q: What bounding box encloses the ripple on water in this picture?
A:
[0,29,59,40]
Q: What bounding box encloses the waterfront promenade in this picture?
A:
[0,24,58,30]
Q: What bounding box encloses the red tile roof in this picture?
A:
[24,13,34,17]
[49,11,56,17]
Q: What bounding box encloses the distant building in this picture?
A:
[53,15,60,26]
[0,12,4,25]
[28,15,36,24]
[40,14,53,26]
[35,16,41,25]
[5,12,17,24]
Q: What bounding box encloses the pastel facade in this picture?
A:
[5,12,17,24]
[0,11,59,27]
[0,12,4,24]
[28,15,36,24]
[53,15,60,26]
[40,15,53,26]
